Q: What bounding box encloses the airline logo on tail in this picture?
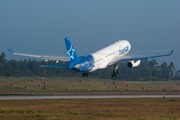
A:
[67,45,75,60]
[64,37,81,65]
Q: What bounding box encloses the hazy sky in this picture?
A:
[0,1,179,69]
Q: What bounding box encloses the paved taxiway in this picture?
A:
[0,95,180,100]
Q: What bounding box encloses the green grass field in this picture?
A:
[0,77,180,95]
[0,77,180,120]
[0,98,180,120]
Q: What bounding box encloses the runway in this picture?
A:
[0,94,180,100]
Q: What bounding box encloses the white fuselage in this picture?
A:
[90,40,131,72]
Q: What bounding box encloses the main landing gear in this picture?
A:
[111,64,119,77]
[82,73,89,77]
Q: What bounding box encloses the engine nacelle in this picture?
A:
[127,60,141,68]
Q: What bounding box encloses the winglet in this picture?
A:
[171,50,173,55]
[8,49,14,54]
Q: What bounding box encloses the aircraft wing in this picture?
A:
[8,49,69,62]
[109,50,173,65]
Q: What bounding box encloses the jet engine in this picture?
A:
[127,60,141,68]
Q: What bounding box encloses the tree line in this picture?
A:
[0,52,179,81]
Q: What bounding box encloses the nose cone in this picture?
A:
[120,40,131,51]
[128,41,131,51]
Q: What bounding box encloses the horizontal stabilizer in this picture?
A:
[40,65,69,68]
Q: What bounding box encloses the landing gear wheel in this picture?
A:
[112,70,118,77]
[82,73,89,77]
[115,73,118,77]
[112,63,119,77]
[111,73,114,77]
[113,70,116,74]
[82,73,85,77]
[116,70,119,74]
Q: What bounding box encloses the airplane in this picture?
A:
[8,37,173,77]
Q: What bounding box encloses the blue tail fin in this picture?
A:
[64,37,81,65]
